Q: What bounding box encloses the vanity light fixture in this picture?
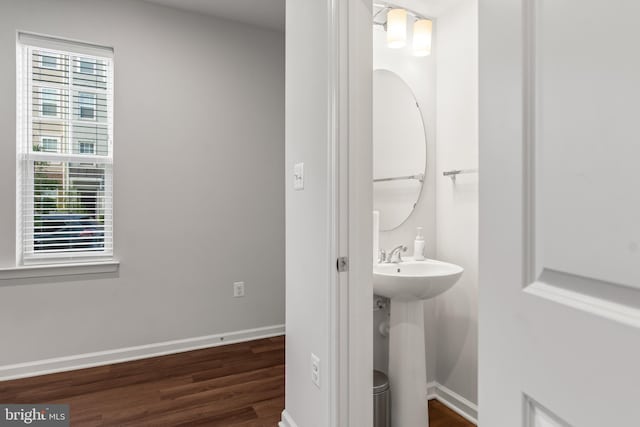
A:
[374,4,433,56]
[386,8,408,48]
[412,19,432,56]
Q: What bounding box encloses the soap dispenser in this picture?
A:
[414,227,425,261]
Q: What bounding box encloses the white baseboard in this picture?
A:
[427,381,478,425]
[278,410,299,427]
[0,324,285,382]
[427,380,438,399]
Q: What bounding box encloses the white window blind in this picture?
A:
[17,33,114,264]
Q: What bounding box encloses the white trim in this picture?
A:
[327,0,345,425]
[278,410,300,427]
[427,382,478,425]
[525,271,640,330]
[427,380,438,399]
[26,151,111,163]
[19,39,115,265]
[0,260,119,280]
[339,0,375,426]
[16,38,26,264]
[22,250,115,265]
[0,324,285,381]
[523,0,537,286]
[18,32,113,59]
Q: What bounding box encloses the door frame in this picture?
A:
[329,0,373,425]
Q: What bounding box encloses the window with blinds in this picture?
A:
[17,34,114,263]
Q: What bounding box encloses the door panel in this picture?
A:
[480,0,640,425]
[536,0,640,288]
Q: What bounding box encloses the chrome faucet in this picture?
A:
[385,245,407,263]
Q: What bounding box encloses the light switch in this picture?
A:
[293,162,304,190]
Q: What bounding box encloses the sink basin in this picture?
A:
[373,258,463,300]
[374,258,463,426]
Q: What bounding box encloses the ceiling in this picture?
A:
[376,0,466,17]
[142,0,463,34]
[143,0,285,32]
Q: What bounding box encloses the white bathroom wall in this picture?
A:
[0,0,284,370]
[434,0,479,406]
[373,25,438,381]
[374,28,437,263]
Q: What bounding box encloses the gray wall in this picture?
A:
[0,0,285,366]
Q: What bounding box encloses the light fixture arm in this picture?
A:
[372,2,431,22]
[373,5,391,21]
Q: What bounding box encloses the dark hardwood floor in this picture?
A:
[0,336,472,426]
[0,337,285,426]
[429,399,475,427]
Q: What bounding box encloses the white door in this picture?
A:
[479,0,640,426]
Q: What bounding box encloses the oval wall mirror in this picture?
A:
[373,69,427,231]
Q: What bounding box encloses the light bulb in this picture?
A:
[413,19,432,56]
[387,8,407,49]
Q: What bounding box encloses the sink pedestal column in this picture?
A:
[389,299,429,426]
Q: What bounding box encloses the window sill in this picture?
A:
[0,261,119,280]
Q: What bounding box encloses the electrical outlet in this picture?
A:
[311,353,320,388]
[233,281,245,297]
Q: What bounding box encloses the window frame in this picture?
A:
[17,33,114,266]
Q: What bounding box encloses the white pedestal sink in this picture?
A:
[374,258,463,427]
